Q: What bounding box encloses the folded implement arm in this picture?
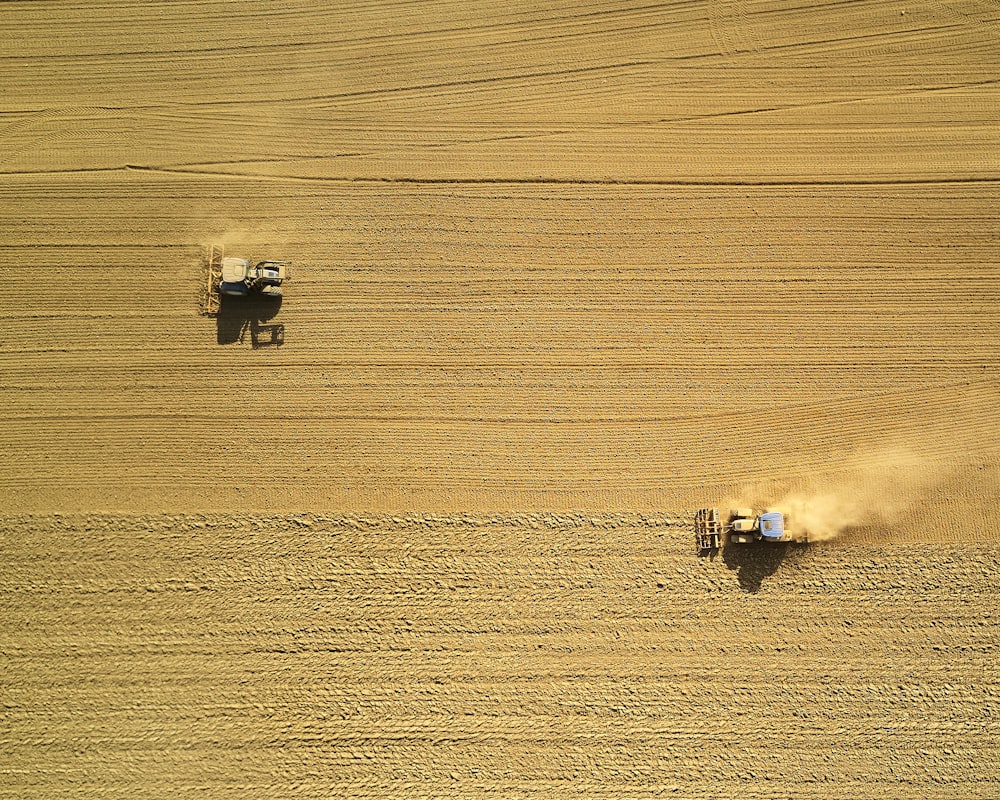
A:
[202,244,224,315]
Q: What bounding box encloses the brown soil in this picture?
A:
[4,513,998,798]
[2,1,998,797]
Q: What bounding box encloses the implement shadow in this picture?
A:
[723,540,792,593]
[217,295,284,347]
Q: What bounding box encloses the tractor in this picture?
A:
[202,244,288,315]
[695,507,809,552]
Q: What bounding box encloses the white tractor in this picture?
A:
[202,245,288,315]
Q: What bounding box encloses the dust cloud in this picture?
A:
[723,449,955,542]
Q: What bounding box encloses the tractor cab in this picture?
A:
[220,257,252,296]
[758,511,785,541]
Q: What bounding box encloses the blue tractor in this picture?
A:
[696,507,809,548]
[727,508,807,544]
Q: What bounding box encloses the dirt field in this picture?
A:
[4,513,999,798]
[2,0,999,797]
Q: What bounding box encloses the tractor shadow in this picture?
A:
[722,540,792,593]
[217,295,285,349]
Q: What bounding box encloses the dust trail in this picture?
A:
[199,229,277,249]
[723,449,955,541]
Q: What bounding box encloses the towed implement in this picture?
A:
[694,508,723,553]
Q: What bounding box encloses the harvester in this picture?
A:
[695,507,809,552]
[202,244,288,315]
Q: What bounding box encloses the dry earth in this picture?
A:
[1,0,999,797]
[3,513,999,799]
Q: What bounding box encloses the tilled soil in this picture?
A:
[3,514,999,799]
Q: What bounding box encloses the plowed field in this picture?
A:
[2,0,999,797]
